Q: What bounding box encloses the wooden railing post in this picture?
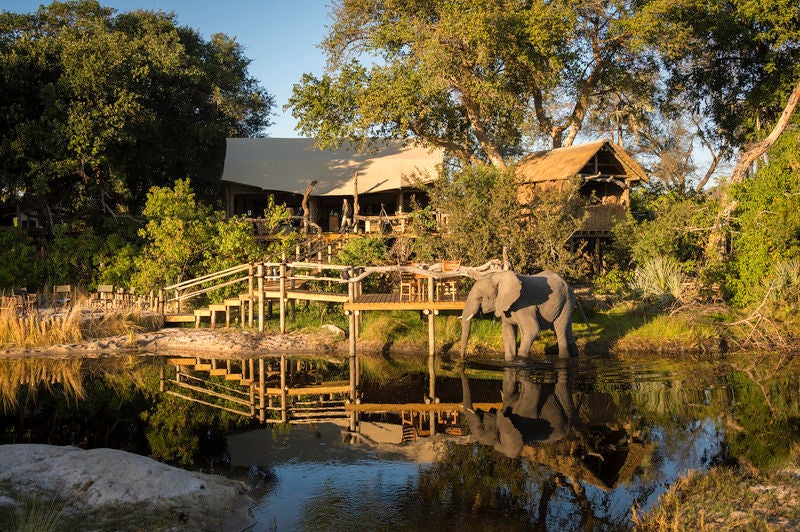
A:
[257,262,264,332]
[158,288,165,315]
[279,260,287,334]
[248,263,254,328]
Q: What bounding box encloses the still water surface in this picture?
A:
[241,355,737,530]
[1,352,798,530]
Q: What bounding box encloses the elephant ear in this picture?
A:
[494,272,522,317]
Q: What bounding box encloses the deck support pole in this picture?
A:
[258,358,266,423]
[347,278,358,431]
[248,263,254,328]
[257,262,264,332]
[279,262,287,334]
[280,355,288,423]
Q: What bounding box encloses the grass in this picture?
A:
[0,491,67,532]
[0,299,163,349]
[632,465,800,531]
[613,313,723,357]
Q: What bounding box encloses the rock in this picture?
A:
[0,444,253,529]
[321,324,346,336]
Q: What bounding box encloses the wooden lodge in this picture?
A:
[516,139,649,270]
[221,138,444,233]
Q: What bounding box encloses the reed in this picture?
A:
[0,304,83,348]
[0,358,85,411]
[0,298,163,349]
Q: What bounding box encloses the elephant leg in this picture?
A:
[517,323,540,358]
[554,308,577,357]
[501,320,518,361]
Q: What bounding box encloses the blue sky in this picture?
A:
[4,1,333,138]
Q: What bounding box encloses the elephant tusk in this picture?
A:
[461,313,474,322]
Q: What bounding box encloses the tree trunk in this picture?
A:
[707,75,800,261]
[301,180,317,233]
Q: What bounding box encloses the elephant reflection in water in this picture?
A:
[461,366,651,527]
[461,367,574,458]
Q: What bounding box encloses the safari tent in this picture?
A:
[221,138,444,232]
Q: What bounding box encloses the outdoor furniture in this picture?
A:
[437,260,461,301]
[91,284,115,309]
[399,262,421,302]
[52,285,72,307]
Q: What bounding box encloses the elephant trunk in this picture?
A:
[460,295,480,360]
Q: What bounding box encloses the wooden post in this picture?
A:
[257,262,264,332]
[279,261,287,334]
[289,265,296,323]
[280,354,288,423]
[158,288,164,315]
[347,280,357,431]
[248,263,254,328]
[427,277,436,357]
[353,171,359,233]
[159,359,165,393]
[258,358,266,423]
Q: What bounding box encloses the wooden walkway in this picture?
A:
[345,292,466,311]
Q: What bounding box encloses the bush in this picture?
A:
[629,255,685,305]
[727,128,800,307]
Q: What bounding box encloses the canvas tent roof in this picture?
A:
[222,138,444,196]
[516,139,648,184]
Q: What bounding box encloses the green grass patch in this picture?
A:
[613,312,724,356]
[633,466,800,531]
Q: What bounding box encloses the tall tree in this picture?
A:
[289,0,657,166]
[0,0,273,226]
[637,0,800,183]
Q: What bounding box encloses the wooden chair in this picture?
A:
[399,262,419,302]
[437,260,461,301]
[92,284,115,309]
[52,285,73,307]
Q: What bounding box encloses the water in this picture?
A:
[2,353,799,530]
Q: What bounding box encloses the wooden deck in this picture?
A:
[345,292,466,311]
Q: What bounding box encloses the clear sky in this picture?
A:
[4,0,333,138]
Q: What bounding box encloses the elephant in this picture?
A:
[460,270,578,360]
[461,366,574,458]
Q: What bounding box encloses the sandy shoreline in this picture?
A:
[0,327,351,359]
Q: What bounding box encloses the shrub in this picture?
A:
[629,255,685,305]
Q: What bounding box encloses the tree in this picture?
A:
[288,0,658,166]
[0,1,273,227]
[420,165,586,276]
[631,0,800,266]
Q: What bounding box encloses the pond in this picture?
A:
[2,351,799,530]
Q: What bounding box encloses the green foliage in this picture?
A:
[290,0,657,160]
[421,164,586,276]
[613,189,716,275]
[0,229,41,290]
[128,179,263,292]
[592,268,633,297]
[635,0,800,150]
[132,179,216,289]
[334,236,389,267]
[42,223,103,287]
[335,236,390,292]
[727,129,800,307]
[0,0,273,226]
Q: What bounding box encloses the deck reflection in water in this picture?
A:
[3,353,800,529]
